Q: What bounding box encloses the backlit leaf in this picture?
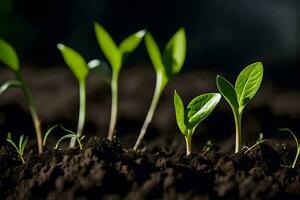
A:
[174,91,187,135]
[119,30,145,61]
[216,75,238,111]
[0,39,19,71]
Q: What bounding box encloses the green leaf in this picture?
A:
[0,39,19,71]
[235,62,263,107]
[216,75,239,110]
[43,124,59,146]
[54,134,75,149]
[94,22,122,72]
[187,93,221,128]
[87,59,112,83]
[0,80,22,95]
[57,44,89,82]
[163,27,186,76]
[173,91,187,135]
[119,30,145,61]
[144,32,165,73]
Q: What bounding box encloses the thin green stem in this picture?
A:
[16,72,43,154]
[185,134,192,156]
[233,109,242,153]
[70,81,86,148]
[134,73,165,150]
[292,149,300,169]
[19,154,25,164]
[107,71,119,141]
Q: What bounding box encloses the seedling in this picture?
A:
[216,62,263,153]
[43,124,59,146]
[55,125,86,150]
[57,44,89,148]
[241,133,266,154]
[134,28,186,150]
[279,128,299,169]
[173,91,221,155]
[6,133,28,164]
[94,22,145,141]
[0,39,43,153]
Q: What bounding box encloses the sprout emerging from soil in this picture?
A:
[94,22,145,141]
[134,28,186,150]
[0,39,43,153]
[279,128,300,169]
[55,125,86,150]
[57,44,90,148]
[216,62,263,153]
[173,91,221,155]
[43,124,59,146]
[6,133,28,164]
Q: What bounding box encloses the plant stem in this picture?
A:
[107,71,119,141]
[234,110,242,153]
[16,72,43,154]
[19,154,25,164]
[292,149,300,169]
[70,81,86,148]
[134,73,164,150]
[185,135,192,156]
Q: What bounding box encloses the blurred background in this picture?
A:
[0,0,299,153]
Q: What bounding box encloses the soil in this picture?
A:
[0,137,299,200]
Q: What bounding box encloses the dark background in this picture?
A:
[0,0,299,152]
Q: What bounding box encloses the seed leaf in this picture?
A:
[0,80,22,95]
[144,32,165,73]
[235,62,263,107]
[216,75,239,110]
[187,93,221,128]
[57,44,89,82]
[119,30,145,61]
[163,28,186,76]
[174,91,187,135]
[94,22,122,72]
[0,39,19,71]
[87,59,112,83]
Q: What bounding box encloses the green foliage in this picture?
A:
[0,39,19,71]
[133,28,186,150]
[279,128,300,169]
[174,91,221,155]
[57,44,89,82]
[43,124,59,146]
[6,133,28,164]
[55,125,86,150]
[216,62,263,153]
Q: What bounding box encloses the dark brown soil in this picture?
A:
[0,137,299,200]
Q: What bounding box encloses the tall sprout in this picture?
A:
[57,44,89,148]
[94,22,145,141]
[134,28,186,150]
[0,39,43,153]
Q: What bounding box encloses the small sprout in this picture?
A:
[279,128,299,169]
[94,22,145,141]
[57,44,89,148]
[134,28,186,150]
[43,124,59,146]
[242,133,266,154]
[55,125,86,150]
[202,140,217,153]
[216,62,263,153]
[173,91,221,155]
[6,133,28,164]
[0,39,43,153]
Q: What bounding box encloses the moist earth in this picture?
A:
[0,137,299,200]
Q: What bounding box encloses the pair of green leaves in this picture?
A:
[145,28,186,86]
[216,62,263,114]
[6,133,28,164]
[174,91,221,137]
[94,22,145,74]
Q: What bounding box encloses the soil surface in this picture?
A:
[0,137,299,200]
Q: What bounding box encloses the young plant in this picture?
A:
[6,133,28,164]
[216,62,263,153]
[57,44,89,148]
[242,133,266,154]
[94,22,145,141]
[0,39,43,153]
[55,125,86,150]
[134,28,186,150]
[173,91,221,155]
[42,124,59,147]
[279,128,299,169]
